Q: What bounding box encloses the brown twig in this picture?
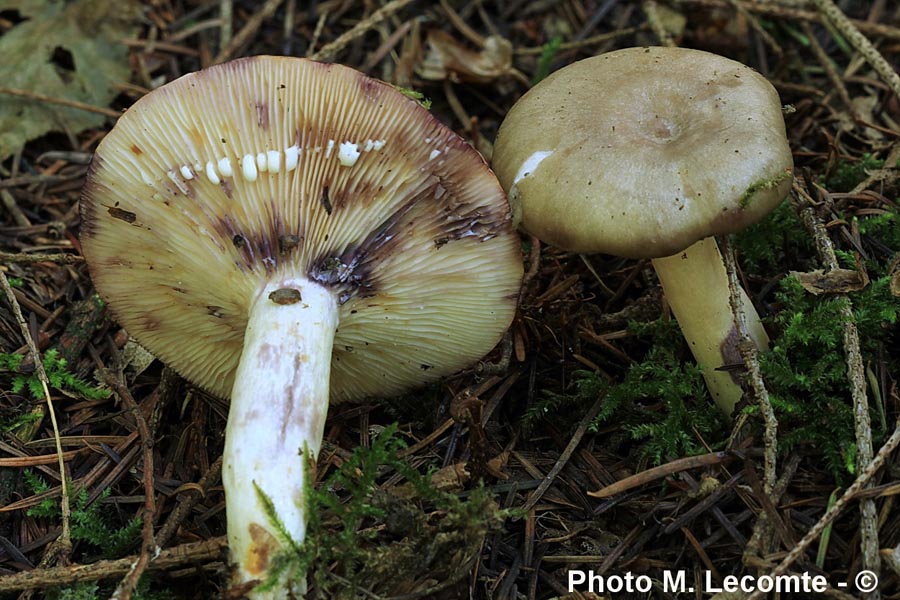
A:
[213,0,285,64]
[521,392,606,511]
[0,172,86,189]
[1,188,30,227]
[801,21,857,120]
[673,0,900,41]
[642,0,677,46]
[792,180,882,588]
[727,0,784,56]
[219,0,233,51]
[745,417,900,600]
[810,0,900,104]
[0,538,228,592]
[513,26,646,55]
[720,236,778,491]
[101,371,158,600]
[308,0,418,62]
[0,87,121,119]
[156,456,223,548]
[721,233,784,563]
[588,451,732,498]
[0,270,72,563]
[0,250,84,264]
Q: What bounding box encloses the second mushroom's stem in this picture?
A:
[222,278,339,598]
[650,236,769,418]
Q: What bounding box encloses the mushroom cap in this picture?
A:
[492,46,793,258]
[81,56,523,402]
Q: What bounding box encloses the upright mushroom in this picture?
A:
[80,56,523,597]
[492,46,793,417]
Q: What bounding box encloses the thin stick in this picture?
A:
[642,0,676,47]
[810,0,900,103]
[219,0,233,51]
[0,538,227,592]
[672,0,900,42]
[802,21,856,119]
[1,189,31,227]
[213,0,284,64]
[0,272,72,558]
[102,372,157,600]
[745,418,900,600]
[727,0,783,56]
[522,392,606,511]
[156,457,223,548]
[720,235,777,498]
[0,87,120,119]
[589,451,731,498]
[792,182,881,585]
[0,251,84,264]
[513,27,645,56]
[306,10,328,58]
[308,0,418,62]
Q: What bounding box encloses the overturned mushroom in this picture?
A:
[80,56,523,597]
[493,47,793,417]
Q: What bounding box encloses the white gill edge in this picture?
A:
[147,139,388,188]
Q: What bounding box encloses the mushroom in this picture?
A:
[492,46,793,417]
[80,56,523,597]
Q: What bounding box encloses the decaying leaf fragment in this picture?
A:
[417,29,512,83]
[790,267,870,295]
[0,0,141,160]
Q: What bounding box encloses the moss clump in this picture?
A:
[529,319,726,464]
[393,85,432,110]
[738,169,792,208]
[736,201,815,272]
[0,348,110,402]
[825,153,885,192]
[759,272,899,477]
[262,424,508,599]
[531,35,563,84]
[23,477,142,560]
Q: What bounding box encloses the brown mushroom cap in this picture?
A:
[81,56,522,401]
[492,46,793,258]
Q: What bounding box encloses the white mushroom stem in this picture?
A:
[650,237,769,418]
[222,278,339,598]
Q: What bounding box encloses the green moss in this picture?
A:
[529,319,726,464]
[531,35,562,85]
[22,475,142,559]
[856,210,900,275]
[261,424,508,598]
[738,169,792,208]
[758,274,899,477]
[825,153,884,192]
[393,86,432,110]
[22,468,57,518]
[0,348,110,401]
[735,201,814,272]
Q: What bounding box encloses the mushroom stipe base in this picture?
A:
[223,278,337,596]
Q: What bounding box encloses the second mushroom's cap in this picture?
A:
[492,46,793,258]
[81,56,523,402]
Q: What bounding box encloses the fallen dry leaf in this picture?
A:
[417,29,512,84]
[789,267,869,295]
[0,0,141,159]
[430,461,470,492]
